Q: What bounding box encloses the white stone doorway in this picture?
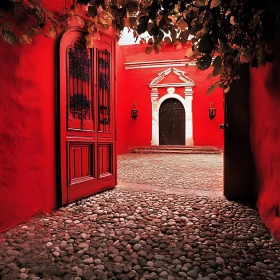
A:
[149,68,195,146]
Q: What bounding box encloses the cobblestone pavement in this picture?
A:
[118,154,223,192]
[1,188,280,280]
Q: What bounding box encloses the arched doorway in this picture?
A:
[159,98,185,145]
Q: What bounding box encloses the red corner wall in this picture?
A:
[116,44,224,153]
[0,1,65,232]
[250,64,280,238]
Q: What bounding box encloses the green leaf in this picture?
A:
[129,17,136,28]
[171,29,177,44]
[179,30,189,44]
[164,36,172,44]
[194,0,206,6]
[198,33,213,54]
[2,31,17,44]
[197,54,212,70]
[207,72,213,80]
[154,45,160,54]
[224,86,230,93]
[258,49,266,66]
[177,18,188,30]
[19,34,33,44]
[213,56,222,69]
[88,6,97,18]
[127,1,138,14]
[207,84,215,95]
[214,81,222,88]
[145,46,153,54]
[213,66,223,76]
[136,16,149,35]
[210,0,221,9]
[14,2,25,14]
[44,26,57,38]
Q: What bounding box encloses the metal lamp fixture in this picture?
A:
[131,102,138,120]
[209,102,216,120]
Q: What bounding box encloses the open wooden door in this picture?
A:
[222,64,257,204]
[59,29,116,205]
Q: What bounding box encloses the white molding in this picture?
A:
[150,68,195,146]
[149,67,195,88]
[125,59,196,70]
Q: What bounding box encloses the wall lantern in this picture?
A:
[209,102,216,120]
[131,102,138,120]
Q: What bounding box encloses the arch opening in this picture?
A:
[159,98,185,145]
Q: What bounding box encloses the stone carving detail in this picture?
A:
[149,67,195,88]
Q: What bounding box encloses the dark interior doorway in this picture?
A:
[159,98,185,145]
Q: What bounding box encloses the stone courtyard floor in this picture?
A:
[117,154,223,192]
[1,154,280,280]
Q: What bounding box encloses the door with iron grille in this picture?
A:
[159,98,185,145]
[59,29,116,204]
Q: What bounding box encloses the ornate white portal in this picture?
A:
[149,68,195,146]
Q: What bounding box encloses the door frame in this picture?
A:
[149,68,195,146]
[57,28,117,206]
[151,87,193,146]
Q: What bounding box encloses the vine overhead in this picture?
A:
[1,0,280,92]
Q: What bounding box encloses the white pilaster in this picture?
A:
[151,88,159,146]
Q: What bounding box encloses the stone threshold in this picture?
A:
[131,146,223,154]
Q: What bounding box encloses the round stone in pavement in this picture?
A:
[0,188,280,280]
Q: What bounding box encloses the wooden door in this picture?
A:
[59,29,116,205]
[159,98,185,145]
[223,64,257,204]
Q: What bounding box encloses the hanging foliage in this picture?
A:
[69,41,91,81]
[1,0,280,92]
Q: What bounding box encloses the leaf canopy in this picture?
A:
[1,0,280,94]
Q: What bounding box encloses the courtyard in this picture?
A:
[0,154,280,280]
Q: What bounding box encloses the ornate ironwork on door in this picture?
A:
[59,29,116,205]
[98,49,111,132]
[67,41,93,131]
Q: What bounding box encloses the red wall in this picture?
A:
[251,63,280,238]
[116,45,131,155]
[0,0,65,232]
[116,44,224,152]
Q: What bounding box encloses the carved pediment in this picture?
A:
[149,67,195,88]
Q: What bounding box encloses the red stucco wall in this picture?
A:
[251,63,280,238]
[0,0,64,232]
[116,45,132,155]
[116,44,224,151]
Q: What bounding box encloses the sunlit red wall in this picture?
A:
[116,45,132,155]
[0,0,65,232]
[250,63,280,238]
[116,44,224,153]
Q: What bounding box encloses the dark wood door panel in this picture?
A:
[98,142,113,180]
[223,64,257,204]
[67,141,95,184]
[159,98,185,145]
